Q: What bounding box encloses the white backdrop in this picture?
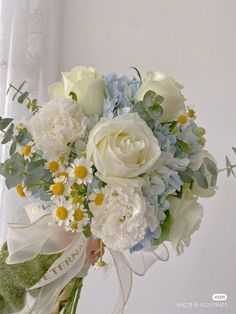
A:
[0,0,236,313]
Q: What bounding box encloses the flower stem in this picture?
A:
[218,165,236,173]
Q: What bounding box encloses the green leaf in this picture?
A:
[193,170,208,189]
[1,124,14,144]
[5,175,22,189]
[179,168,194,183]
[226,156,235,177]
[0,118,13,131]
[169,121,178,132]
[82,224,91,238]
[211,174,218,187]
[39,187,51,201]
[17,91,29,104]
[151,210,173,246]
[9,141,17,156]
[11,80,27,100]
[176,139,192,153]
[204,157,218,176]
[69,91,78,102]
[27,160,45,172]
[232,147,236,155]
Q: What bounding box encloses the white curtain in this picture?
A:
[0,0,61,245]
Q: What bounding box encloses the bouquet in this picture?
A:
[0,66,219,313]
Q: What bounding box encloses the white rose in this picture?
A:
[189,150,217,198]
[48,66,105,116]
[91,184,158,251]
[28,98,88,160]
[135,71,185,123]
[168,195,203,255]
[86,113,161,180]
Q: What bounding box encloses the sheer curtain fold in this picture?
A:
[0,0,61,245]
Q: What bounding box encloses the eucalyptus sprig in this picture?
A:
[6,81,41,114]
[218,147,236,177]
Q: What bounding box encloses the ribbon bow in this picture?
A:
[6,202,169,314]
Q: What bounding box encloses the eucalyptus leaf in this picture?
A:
[204,157,218,176]
[0,118,13,131]
[193,170,208,189]
[5,175,22,189]
[9,141,17,156]
[17,91,29,104]
[12,80,27,100]
[232,147,236,154]
[1,124,14,144]
[179,168,194,183]
[211,174,218,187]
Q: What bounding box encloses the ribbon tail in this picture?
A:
[109,250,133,314]
[28,246,87,314]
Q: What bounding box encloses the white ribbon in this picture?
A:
[5,202,169,314]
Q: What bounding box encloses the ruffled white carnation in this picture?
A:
[28,99,88,160]
[91,184,158,251]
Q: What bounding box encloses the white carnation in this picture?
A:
[91,184,158,251]
[28,99,88,160]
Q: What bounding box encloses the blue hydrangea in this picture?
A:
[103,73,141,117]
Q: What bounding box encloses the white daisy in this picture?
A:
[21,141,36,160]
[52,201,74,227]
[16,183,31,198]
[49,177,71,202]
[89,188,106,213]
[66,204,90,233]
[68,158,93,185]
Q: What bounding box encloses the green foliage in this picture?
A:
[0,118,13,131]
[69,91,78,102]
[132,90,164,129]
[151,210,173,246]
[6,82,40,114]
[1,123,14,144]
[225,147,236,177]
[176,139,192,154]
[82,223,91,238]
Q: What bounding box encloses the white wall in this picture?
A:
[57,1,236,313]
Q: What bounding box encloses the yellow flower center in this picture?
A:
[71,222,78,230]
[73,208,84,221]
[178,115,187,124]
[94,193,104,206]
[55,207,68,220]
[188,109,195,118]
[16,184,25,197]
[22,145,32,156]
[15,123,24,131]
[48,161,59,172]
[51,182,65,195]
[74,166,88,179]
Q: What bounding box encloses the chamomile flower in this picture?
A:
[52,201,74,226]
[187,106,196,119]
[68,158,93,185]
[50,177,71,202]
[66,204,89,233]
[89,188,106,213]
[16,183,31,198]
[22,141,36,160]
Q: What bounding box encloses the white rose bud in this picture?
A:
[48,66,105,116]
[86,113,161,181]
[135,71,185,122]
[168,195,203,255]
